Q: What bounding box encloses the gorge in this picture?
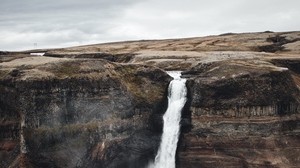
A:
[0,31,300,168]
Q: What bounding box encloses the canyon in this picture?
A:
[1,31,300,167]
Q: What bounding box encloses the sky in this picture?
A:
[0,0,299,51]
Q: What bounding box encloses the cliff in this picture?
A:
[1,31,300,167]
[179,59,300,167]
[0,56,170,168]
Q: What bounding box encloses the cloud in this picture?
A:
[0,0,299,51]
[0,0,140,50]
[117,0,300,37]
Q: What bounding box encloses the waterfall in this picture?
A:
[149,71,187,168]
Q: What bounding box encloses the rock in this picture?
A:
[0,58,171,168]
[183,59,300,112]
[178,59,300,167]
[0,51,9,55]
[44,51,134,63]
[84,130,161,168]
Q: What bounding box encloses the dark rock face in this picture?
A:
[178,60,300,167]
[0,51,9,55]
[258,35,300,53]
[44,51,134,63]
[271,59,300,74]
[183,60,300,112]
[83,130,161,168]
[0,59,171,168]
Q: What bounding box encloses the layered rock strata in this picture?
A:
[178,60,300,167]
[0,56,170,168]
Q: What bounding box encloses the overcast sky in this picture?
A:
[0,0,299,51]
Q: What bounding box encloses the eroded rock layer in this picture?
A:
[0,57,170,168]
[178,60,300,168]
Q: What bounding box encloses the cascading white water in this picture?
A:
[149,71,187,168]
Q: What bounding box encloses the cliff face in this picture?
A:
[179,60,300,167]
[0,56,170,168]
[1,31,300,168]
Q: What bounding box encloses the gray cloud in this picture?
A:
[0,0,299,51]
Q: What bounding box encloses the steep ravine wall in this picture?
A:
[0,59,171,168]
[177,60,300,168]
